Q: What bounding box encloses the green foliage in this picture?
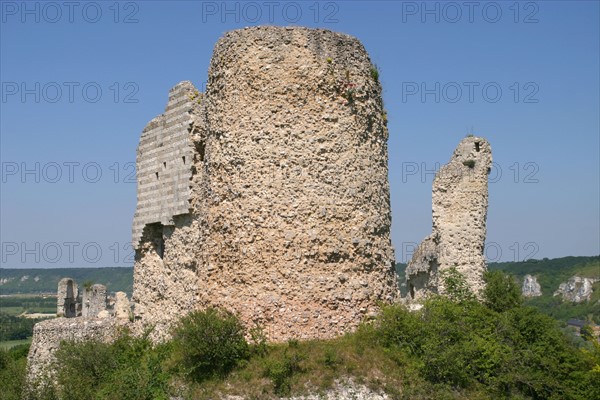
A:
[0,313,47,341]
[172,308,249,382]
[462,159,476,168]
[263,347,305,395]
[483,270,523,312]
[0,296,56,315]
[82,280,94,290]
[16,257,600,400]
[248,325,268,357]
[441,267,477,303]
[368,296,596,399]
[41,332,171,400]
[373,304,423,353]
[370,65,379,82]
[0,344,29,400]
[489,256,600,324]
[321,346,339,369]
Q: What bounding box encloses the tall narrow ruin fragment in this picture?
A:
[81,284,107,318]
[56,277,78,317]
[406,136,492,301]
[132,26,399,341]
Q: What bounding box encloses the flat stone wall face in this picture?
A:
[131,27,399,341]
[56,278,78,317]
[132,81,197,249]
[81,284,107,318]
[406,136,492,300]
[26,318,124,390]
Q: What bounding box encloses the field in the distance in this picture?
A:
[0,267,133,295]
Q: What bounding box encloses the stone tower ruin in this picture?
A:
[132,26,399,341]
[405,136,492,301]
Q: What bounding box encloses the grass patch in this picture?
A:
[0,338,31,350]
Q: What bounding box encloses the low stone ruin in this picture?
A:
[27,279,132,386]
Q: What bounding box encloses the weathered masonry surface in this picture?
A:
[132,26,399,341]
[132,81,197,249]
[406,136,492,301]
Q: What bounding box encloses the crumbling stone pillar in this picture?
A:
[56,278,78,317]
[406,136,492,301]
[114,291,131,320]
[81,284,107,318]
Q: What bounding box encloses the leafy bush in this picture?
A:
[440,267,476,303]
[0,344,30,400]
[483,270,523,312]
[44,332,171,400]
[462,159,476,168]
[263,348,305,395]
[172,308,249,382]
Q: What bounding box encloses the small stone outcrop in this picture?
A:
[522,274,542,297]
[405,136,492,301]
[114,291,132,320]
[132,26,399,341]
[554,276,599,302]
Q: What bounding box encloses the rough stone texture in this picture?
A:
[56,277,79,317]
[26,318,125,389]
[133,26,399,341]
[406,136,492,301]
[114,291,132,320]
[522,274,542,297]
[81,284,107,318]
[554,276,599,302]
[132,81,197,249]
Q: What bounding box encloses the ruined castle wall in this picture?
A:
[81,284,107,318]
[131,27,399,341]
[132,81,197,249]
[56,278,78,317]
[26,318,124,388]
[131,82,204,340]
[406,136,492,300]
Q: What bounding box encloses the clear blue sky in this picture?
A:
[1,0,598,268]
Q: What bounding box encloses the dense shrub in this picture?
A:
[0,313,41,341]
[172,308,249,382]
[12,283,600,399]
[367,269,599,399]
[263,347,305,395]
[0,344,29,400]
[483,270,523,312]
[46,332,171,400]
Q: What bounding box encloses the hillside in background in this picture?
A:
[490,256,600,323]
[396,255,600,324]
[0,268,133,295]
[2,256,598,323]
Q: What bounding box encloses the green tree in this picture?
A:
[172,308,249,382]
[483,270,523,312]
